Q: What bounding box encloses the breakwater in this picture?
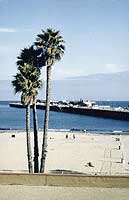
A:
[9,103,129,121]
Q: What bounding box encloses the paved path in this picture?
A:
[0,185,129,200]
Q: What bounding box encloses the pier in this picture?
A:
[9,102,129,121]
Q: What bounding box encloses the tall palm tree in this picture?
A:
[12,54,42,173]
[35,28,65,173]
[12,64,33,173]
[17,46,42,173]
[32,95,39,172]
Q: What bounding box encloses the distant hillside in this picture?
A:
[51,70,129,101]
[0,70,129,101]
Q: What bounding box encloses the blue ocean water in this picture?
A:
[0,101,129,133]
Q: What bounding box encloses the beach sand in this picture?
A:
[0,131,129,175]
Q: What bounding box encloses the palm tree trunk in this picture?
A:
[40,65,52,173]
[32,97,39,173]
[26,104,33,173]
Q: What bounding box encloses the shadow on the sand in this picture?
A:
[49,169,86,175]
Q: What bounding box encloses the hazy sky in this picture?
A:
[0,0,129,80]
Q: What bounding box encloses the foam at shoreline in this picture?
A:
[0,128,129,135]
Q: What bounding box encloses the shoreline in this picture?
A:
[0,128,129,135]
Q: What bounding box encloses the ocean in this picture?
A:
[0,101,129,133]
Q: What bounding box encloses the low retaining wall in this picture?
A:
[0,173,129,188]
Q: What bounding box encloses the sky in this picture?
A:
[0,0,129,80]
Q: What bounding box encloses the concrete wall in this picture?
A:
[0,173,129,188]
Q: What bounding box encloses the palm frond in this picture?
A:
[13,46,43,104]
[35,28,65,68]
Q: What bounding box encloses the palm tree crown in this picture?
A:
[17,46,40,70]
[12,63,42,105]
[35,28,65,67]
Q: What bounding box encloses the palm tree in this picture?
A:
[12,52,42,173]
[35,28,65,173]
[32,95,39,172]
[12,64,33,173]
[17,46,42,173]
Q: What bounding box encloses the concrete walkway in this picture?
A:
[0,185,129,200]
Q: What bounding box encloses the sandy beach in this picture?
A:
[0,130,129,175]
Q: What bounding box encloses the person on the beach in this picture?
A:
[66,134,68,139]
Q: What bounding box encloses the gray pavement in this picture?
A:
[0,185,129,200]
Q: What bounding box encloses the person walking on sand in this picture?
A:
[66,134,68,139]
[73,134,75,139]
